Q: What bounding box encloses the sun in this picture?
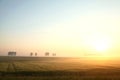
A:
[84,33,112,52]
[95,44,107,51]
[83,34,113,58]
[92,38,109,51]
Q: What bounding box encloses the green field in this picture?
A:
[0,56,120,80]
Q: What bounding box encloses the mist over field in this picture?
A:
[1,0,120,80]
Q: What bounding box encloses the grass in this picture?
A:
[0,56,120,80]
[0,62,9,72]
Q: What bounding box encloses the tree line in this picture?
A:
[30,52,56,57]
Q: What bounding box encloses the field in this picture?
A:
[0,56,120,80]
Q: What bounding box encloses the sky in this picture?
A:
[0,0,120,57]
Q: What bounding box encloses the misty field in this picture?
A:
[0,57,120,80]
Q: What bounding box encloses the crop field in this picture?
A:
[0,56,120,80]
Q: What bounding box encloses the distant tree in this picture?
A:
[35,53,37,56]
[45,52,49,56]
[30,52,33,56]
[52,53,56,56]
[8,51,16,56]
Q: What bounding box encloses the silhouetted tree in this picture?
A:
[35,53,37,56]
[52,53,56,56]
[30,52,33,56]
[8,51,16,56]
[45,52,49,56]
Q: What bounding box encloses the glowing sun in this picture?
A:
[92,38,110,51]
[84,34,112,52]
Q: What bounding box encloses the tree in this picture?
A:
[52,53,56,56]
[45,52,49,56]
[35,53,37,56]
[30,52,33,56]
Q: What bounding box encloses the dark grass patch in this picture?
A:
[1,76,120,80]
[1,69,120,77]
[0,70,85,77]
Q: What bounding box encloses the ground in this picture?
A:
[0,56,120,80]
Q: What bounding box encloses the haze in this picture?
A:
[0,0,120,57]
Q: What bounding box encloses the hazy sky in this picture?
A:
[0,0,120,57]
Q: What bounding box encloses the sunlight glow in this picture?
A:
[92,37,110,51]
[83,33,112,57]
